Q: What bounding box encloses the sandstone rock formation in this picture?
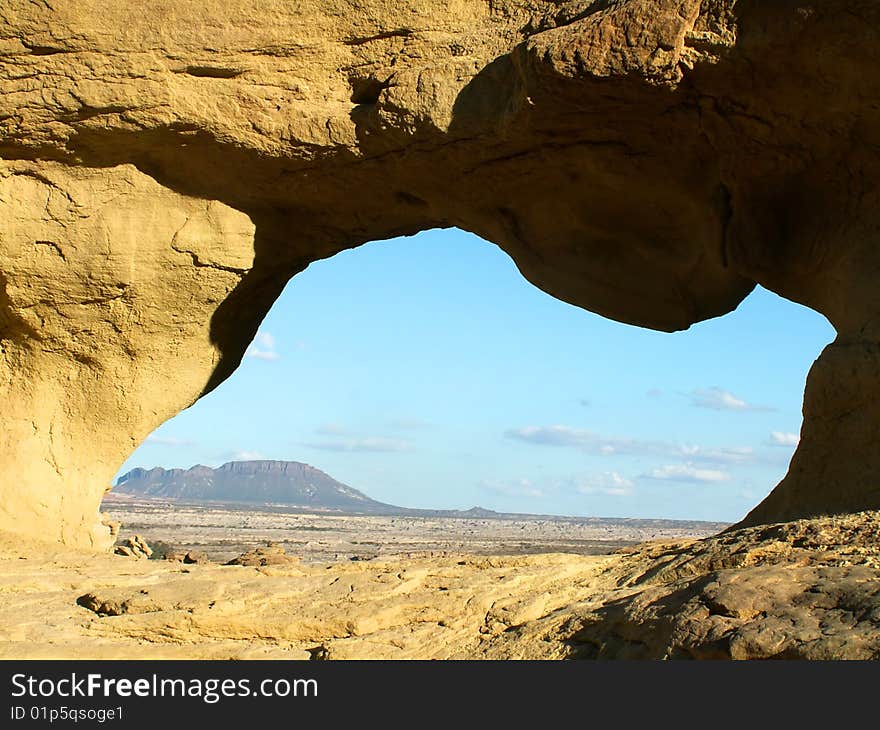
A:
[1,512,878,659]
[1,1,879,547]
[113,534,153,560]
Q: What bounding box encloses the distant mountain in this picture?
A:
[114,460,397,513]
[112,460,729,529]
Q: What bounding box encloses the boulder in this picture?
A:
[225,543,300,567]
[113,535,153,560]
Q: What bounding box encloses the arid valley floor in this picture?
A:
[1,501,878,660]
[103,496,728,564]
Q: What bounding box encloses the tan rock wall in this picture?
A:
[0,162,256,547]
[1,1,879,546]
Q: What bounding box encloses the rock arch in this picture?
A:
[1,0,878,548]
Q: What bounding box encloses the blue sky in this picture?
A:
[117,228,836,522]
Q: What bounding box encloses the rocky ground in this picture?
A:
[0,511,877,660]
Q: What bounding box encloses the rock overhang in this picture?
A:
[1,0,879,546]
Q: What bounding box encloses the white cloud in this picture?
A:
[574,472,634,497]
[770,431,800,447]
[247,350,280,361]
[505,425,650,455]
[245,330,280,361]
[255,331,275,349]
[684,445,756,464]
[643,464,730,483]
[230,450,266,461]
[690,387,773,412]
[306,437,412,453]
[212,449,268,463]
[480,472,635,501]
[306,425,413,453]
[145,434,194,447]
[505,425,593,448]
[478,478,546,499]
[505,425,756,465]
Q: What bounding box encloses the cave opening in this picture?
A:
[105,227,835,560]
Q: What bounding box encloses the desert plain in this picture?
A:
[103,496,729,563]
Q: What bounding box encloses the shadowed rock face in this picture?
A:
[0,0,878,548]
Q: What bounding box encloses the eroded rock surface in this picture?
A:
[0,162,256,548]
[521,511,880,659]
[1,1,880,545]
[1,513,877,660]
